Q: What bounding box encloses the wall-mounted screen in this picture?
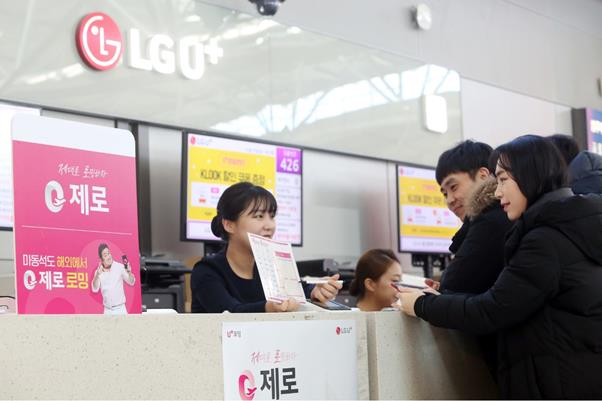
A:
[397,164,461,253]
[0,103,40,230]
[182,133,302,245]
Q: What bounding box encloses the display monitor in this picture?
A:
[0,103,40,230]
[181,133,303,245]
[397,164,462,253]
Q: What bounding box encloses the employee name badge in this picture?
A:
[248,233,305,303]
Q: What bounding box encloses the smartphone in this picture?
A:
[309,299,352,311]
[122,255,129,269]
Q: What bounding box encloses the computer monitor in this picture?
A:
[396,164,461,253]
[181,132,303,245]
[0,103,40,230]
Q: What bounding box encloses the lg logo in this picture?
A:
[336,326,352,335]
[76,12,123,71]
[75,12,223,80]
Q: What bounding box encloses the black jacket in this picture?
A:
[415,188,602,399]
[569,150,602,195]
[191,250,267,313]
[440,177,512,294]
[191,249,313,313]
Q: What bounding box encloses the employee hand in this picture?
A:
[310,274,343,303]
[425,278,440,291]
[265,298,300,313]
[95,264,104,277]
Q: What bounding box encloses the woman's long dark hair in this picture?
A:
[490,135,568,206]
[211,182,277,241]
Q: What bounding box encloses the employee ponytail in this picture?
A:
[210,213,226,239]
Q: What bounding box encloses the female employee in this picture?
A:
[349,249,402,311]
[191,182,342,313]
[398,135,602,399]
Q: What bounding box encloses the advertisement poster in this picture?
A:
[398,165,461,253]
[11,115,141,314]
[185,133,302,244]
[586,108,602,156]
[222,320,357,400]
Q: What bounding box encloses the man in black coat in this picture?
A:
[434,141,513,381]
[569,150,602,194]
[435,141,512,294]
[548,134,602,195]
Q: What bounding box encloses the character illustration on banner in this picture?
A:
[91,243,135,314]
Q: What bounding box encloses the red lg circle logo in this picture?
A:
[76,12,123,70]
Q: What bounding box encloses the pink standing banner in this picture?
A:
[11,115,141,314]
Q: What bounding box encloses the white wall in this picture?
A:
[461,78,573,147]
[147,126,205,261]
[202,0,602,110]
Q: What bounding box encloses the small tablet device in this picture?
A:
[308,299,352,311]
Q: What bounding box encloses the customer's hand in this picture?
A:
[393,287,439,317]
[424,278,440,291]
[265,298,300,313]
[397,288,424,317]
[310,274,343,302]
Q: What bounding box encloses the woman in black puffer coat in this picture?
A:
[399,135,602,399]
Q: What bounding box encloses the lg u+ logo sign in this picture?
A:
[76,12,223,80]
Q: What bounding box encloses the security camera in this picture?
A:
[248,0,285,16]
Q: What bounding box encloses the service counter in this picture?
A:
[367,312,498,399]
[0,311,497,399]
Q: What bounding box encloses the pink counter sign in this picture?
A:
[11,115,141,314]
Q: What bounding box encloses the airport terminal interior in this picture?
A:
[1,0,602,399]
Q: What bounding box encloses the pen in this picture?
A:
[392,281,427,290]
[301,278,344,285]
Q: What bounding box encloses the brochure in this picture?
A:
[247,233,306,303]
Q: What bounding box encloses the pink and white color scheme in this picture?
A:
[11,115,141,314]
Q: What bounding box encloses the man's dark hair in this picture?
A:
[548,134,581,165]
[435,140,493,184]
[98,243,109,259]
[490,135,568,206]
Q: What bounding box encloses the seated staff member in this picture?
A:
[434,140,512,294]
[191,182,342,313]
[349,249,402,311]
[399,135,602,399]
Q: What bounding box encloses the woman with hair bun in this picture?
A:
[191,182,341,313]
[349,249,401,311]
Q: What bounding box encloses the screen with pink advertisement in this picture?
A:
[11,115,141,314]
[397,164,462,254]
[182,132,303,245]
